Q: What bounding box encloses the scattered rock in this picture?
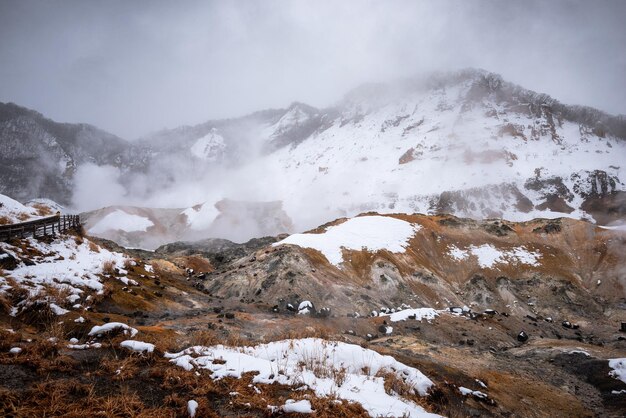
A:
[517,331,529,342]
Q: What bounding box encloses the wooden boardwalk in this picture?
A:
[0,214,81,241]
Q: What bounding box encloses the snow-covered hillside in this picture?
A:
[252,70,626,228]
[137,69,626,233]
[0,194,41,224]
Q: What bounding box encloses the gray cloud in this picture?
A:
[1,0,625,138]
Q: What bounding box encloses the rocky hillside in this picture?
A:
[189,213,626,321]
[0,102,150,205]
[1,213,626,416]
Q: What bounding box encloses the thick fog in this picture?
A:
[0,0,625,139]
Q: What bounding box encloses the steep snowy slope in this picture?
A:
[252,70,626,228]
[135,69,625,233]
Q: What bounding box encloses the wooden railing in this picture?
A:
[0,214,81,241]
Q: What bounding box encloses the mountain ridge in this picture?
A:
[1,69,625,240]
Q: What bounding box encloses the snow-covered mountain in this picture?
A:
[141,69,625,230]
[2,69,625,236]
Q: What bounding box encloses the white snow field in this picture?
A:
[0,193,42,224]
[165,338,441,418]
[447,244,541,268]
[273,215,419,266]
[0,236,128,293]
[609,358,626,384]
[88,209,154,234]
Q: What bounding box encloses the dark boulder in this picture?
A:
[517,331,529,342]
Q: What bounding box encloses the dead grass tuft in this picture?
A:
[187,329,221,347]
[0,215,10,225]
[16,298,56,328]
[102,260,116,275]
[309,396,370,417]
[31,203,53,217]
[88,241,100,253]
[377,368,414,397]
[123,258,135,270]
[99,356,143,381]
[268,324,334,341]
[16,213,31,222]
[0,328,21,351]
[0,292,11,315]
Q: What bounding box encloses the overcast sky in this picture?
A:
[0,0,625,139]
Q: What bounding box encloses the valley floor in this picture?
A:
[1,215,626,417]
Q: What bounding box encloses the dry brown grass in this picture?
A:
[0,380,175,418]
[1,337,78,374]
[16,212,31,222]
[0,328,21,351]
[88,240,100,253]
[31,203,53,217]
[267,324,334,341]
[377,368,414,396]
[99,356,144,381]
[186,329,221,347]
[0,292,10,315]
[16,298,56,327]
[123,258,135,270]
[44,284,72,303]
[102,260,116,275]
[0,215,10,225]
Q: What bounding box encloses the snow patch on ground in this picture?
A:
[282,399,313,414]
[165,338,440,417]
[609,358,626,384]
[88,322,138,338]
[274,216,420,266]
[459,386,488,399]
[383,308,439,322]
[120,340,155,353]
[1,236,128,295]
[0,193,41,224]
[187,399,198,417]
[447,244,541,268]
[89,210,154,234]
